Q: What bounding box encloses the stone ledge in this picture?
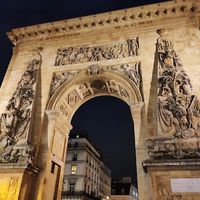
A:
[142,159,200,172]
[0,163,39,174]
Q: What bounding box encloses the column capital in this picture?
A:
[45,110,73,132]
[129,102,144,110]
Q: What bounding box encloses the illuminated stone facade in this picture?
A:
[0,0,200,199]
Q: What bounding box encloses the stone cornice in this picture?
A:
[142,159,200,172]
[7,0,200,46]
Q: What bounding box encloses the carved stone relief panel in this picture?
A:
[77,83,94,99]
[56,102,69,119]
[0,177,20,200]
[49,62,142,105]
[105,62,143,97]
[54,78,131,120]
[67,90,82,108]
[54,37,139,65]
[50,71,80,97]
[147,29,200,159]
[69,80,130,109]
[0,59,40,142]
[90,80,107,93]
[48,61,143,121]
[107,80,122,97]
[87,64,103,76]
[157,30,199,137]
[155,176,182,200]
[0,48,42,166]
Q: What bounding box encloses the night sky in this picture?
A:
[0,0,168,187]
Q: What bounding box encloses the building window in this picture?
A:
[121,188,125,194]
[51,162,55,174]
[74,142,78,148]
[87,185,90,194]
[112,189,116,195]
[71,165,77,174]
[85,167,88,177]
[72,153,77,161]
[69,183,75,193]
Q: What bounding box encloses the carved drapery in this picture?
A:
[0,48,42,166]
[147,29,200,159]
[54,37,139,65]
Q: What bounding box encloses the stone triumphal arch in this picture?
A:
[0,0,200,200]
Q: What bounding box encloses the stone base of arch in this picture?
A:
[0,166,38,200]
[143,159,200,200]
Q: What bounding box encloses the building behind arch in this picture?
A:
[62,134,111,200]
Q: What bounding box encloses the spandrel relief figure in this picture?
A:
[121,63,141,87]
[50,71,80,97]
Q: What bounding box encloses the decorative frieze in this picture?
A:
[0,48,42,166]
[54,37,139,65]
[146,29,200,159]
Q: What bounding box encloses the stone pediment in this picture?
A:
[7,0,200,45]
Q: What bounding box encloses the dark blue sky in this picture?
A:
[0,0,167,187]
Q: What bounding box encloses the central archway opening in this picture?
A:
[62,96,138,200]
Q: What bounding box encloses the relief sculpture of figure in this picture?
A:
[50,71,80,97]
[156,29,199,138]
[147,29,200,159]
[0,105,18,139]
[54,37,140,65]
[87,64,103,76]
[0,49,42,164]
[120,63,141,88]
[127,37,139,56]
[0,47,43,165]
